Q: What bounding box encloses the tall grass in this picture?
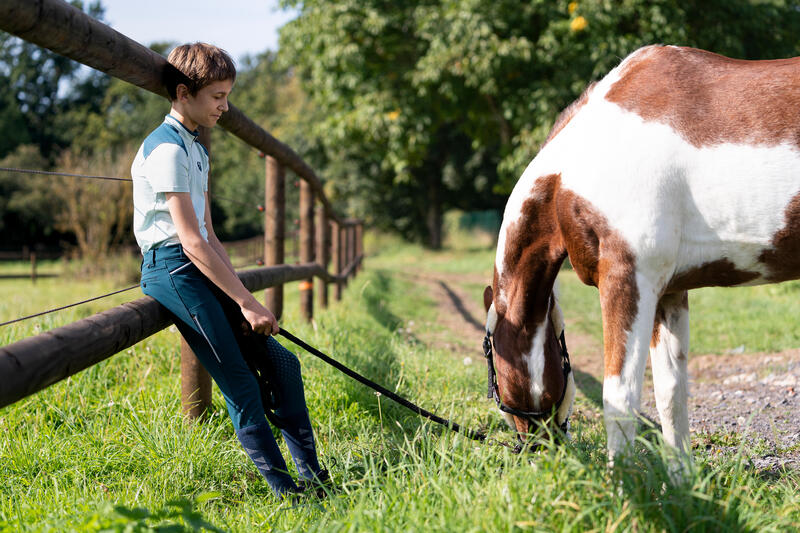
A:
[1,235,799,531]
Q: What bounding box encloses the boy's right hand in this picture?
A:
[240,299,279,336]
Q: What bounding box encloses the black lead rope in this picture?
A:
[277,328,503,447]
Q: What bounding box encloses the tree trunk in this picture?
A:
[426,179,443,250]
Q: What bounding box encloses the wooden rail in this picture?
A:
[0,257,362,410]
[0,0,366,416]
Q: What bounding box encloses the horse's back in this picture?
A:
[534,45,800,289]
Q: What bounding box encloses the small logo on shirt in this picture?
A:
[197,161,202,171]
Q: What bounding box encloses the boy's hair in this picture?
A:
[163,42,236,101]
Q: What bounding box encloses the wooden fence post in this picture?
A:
[299,181,315,321]
[356,222,363,272]
[315,206,329,309]
[181,125,213,420]
[263,155,285,319]
[345,223,355,284]
[331,220,342,301]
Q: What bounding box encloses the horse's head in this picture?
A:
[483,278,575,443]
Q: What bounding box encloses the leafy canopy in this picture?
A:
[278,0,800,243]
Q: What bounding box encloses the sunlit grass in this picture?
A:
[1,233,799,531]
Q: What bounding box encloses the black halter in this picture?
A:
[483,328,572,435]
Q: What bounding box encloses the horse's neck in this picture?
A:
[496,173,567,325]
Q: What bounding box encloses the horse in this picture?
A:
[483,44,800,465]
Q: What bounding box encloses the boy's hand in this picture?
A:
[240,299,279,336]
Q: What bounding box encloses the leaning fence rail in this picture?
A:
[0,0,365,415]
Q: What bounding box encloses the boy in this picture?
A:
[131,42,327,499]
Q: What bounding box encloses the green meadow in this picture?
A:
[1,234,799,532]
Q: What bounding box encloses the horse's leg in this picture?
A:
[600,273,660,465]
[650,291,690,463]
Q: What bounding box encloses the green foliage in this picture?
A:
[278,0,800,244]
[0,1,108,160]
[0,145,65,245]
[209,51,310,240]
[0,1,114,248]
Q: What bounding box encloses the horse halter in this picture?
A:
[482,328,572,436]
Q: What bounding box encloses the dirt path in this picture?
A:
[404,268,800,470]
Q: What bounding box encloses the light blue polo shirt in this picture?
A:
[132,114,210,253]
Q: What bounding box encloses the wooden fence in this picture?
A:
[0,0,364,416]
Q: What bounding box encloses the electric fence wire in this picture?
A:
[0,284,139,328]
[0,167,263,211]
[0,166,263,327]
[0,166,132,182]
[211,193,265,211]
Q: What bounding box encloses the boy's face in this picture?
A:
[177,79,234,130]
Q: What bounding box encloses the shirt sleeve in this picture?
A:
[143,143,191,193]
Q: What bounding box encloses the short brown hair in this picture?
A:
[163,42,236,100]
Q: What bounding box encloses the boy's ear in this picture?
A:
[483,285,493,312]
[175,83,190,101]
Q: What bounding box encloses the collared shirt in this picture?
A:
[131,114,210,253]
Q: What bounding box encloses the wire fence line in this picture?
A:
[0,164,270,329]
[0,166,133,182]
[0,284,140,328]
[211,194,265,211]
[1,254,262,328]
[0,165,264,211]
[0,253,280,329]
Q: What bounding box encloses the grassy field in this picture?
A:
[1,234,800,531]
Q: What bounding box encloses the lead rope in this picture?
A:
[276,328,522,452]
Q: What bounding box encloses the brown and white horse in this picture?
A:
[485,45,800,464]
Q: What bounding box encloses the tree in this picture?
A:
[0,145,67,247]
[0,1,112,249]
[278,0,800,247]
[51,149,133,264]
[0,1,108,160]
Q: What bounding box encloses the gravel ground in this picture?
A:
[639,350,800,470]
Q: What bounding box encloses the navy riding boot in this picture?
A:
[235,422,298,498]
[279,410,322,480]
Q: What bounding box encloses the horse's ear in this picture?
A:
[483,285,493,312]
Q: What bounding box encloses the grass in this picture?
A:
[1,233,800,531]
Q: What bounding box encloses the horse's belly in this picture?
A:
[672,143,800,287]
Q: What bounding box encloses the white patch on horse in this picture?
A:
[549,279,565,338]
[485,303,497,335]
[556,372,576,428]
[500,410,516,430]
[601,374,629,465]
[523,298,551,411]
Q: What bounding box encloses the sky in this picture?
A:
[100,0,299,64]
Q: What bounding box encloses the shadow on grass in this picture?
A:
[363,270,405,333]
[314,270,497,477]
[573,368,603,409]
[437,280,484,333]
[332,271,432,438]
